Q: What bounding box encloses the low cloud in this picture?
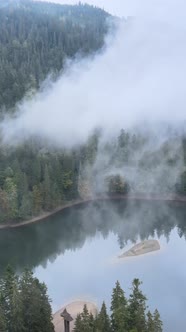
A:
[2,0,186,148]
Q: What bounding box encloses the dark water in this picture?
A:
[1,200,186,331]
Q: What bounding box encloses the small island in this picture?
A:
[119,240,160,258]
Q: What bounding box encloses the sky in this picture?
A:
[36,0,138,17]
[36,0,186,19]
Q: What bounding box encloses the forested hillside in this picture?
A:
[0,0,186,225]
[0,134,98,222]
[0,0,109,223]
[0,0,110,108]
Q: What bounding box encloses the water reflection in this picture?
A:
[0,199,186,274]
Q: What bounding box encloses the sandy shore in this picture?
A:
[119,240,160,258]
[0,194,186,230]
[53,300,97,332]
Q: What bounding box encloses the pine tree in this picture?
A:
[4,177,18,220]
[73,304,95,332]
[95,301,111,332]
[32,185,42,215]
[147,311,155,332]
[0,293,7,332]
[73,313,82,332]
[153,309,163,332]
[128,279,147,332]
[81,304,95,332]
[0,266,23,332]
[110,281,128,332]
[19,269,54,332]
[43,165,51,210]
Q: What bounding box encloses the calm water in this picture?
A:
[1,199,186,331]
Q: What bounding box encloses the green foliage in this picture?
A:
[146,309,163,332]
[73,279,163,332]
[95,301,111,332]
[128,279,147,332]
[0,266,54,332]
[152,309,163,332]
[4,177,18,220]
[147,311,154,331]
[0,141,81,222]
[73,304,95,332]
[110,281,128,332]
[20,269,54,332]
[0,0,109,109]
[0,0,109,222]
[107,174,130,195]
[0,0,185,225]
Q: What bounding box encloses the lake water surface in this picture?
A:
[1,200,186,331]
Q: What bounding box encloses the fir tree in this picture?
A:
[110,280,128,332]
[147,311,155,332]
[19,269,54,332]
[95,301,111,332]
[73,304,95,332]
[153,309,163,332]
[128,279,147,332]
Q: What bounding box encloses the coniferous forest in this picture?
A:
[0,0,109,223]
[0,0,110,109]
[0,1,180,331]
[0,0,185,226]
[73,279,163,332]
[0,266,163,332]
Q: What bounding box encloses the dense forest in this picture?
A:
[0,266,163,332]
[0,127,186,223]
[0,266,54,332]
[0,0,110,109]
[73,279,163,332]
[0,0,109,223]
[0,0,186,224]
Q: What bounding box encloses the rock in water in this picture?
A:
[119,240,160,258]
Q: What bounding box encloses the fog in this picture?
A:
[2,0,186,148]
[35,0,139,17]
[1,3,186,330]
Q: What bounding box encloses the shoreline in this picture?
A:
[0,194,186,230]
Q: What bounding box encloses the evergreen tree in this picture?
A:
[4,177,18,220]
[71,279,164,332]
[43,165,51,210]
[0,0,109,109]
[110,280,128,332]
[0,266,23,332]
[95,301,111,332]
[73,304,95,332]
[32,185,42,215]
[147,311,155,332]
[73,313,82,332]
[19,269,54,332]
[153,309,163,332]
[0,293,7,332]
[128,279,147,332]
[0,267,54,332]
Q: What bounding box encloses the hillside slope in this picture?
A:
[0,0,110,109]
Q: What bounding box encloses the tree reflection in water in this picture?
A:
[0,199,186,274]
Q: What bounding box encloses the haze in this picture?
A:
[2,0,186,147]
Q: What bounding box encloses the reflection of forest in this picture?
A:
[0,200,186,274]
